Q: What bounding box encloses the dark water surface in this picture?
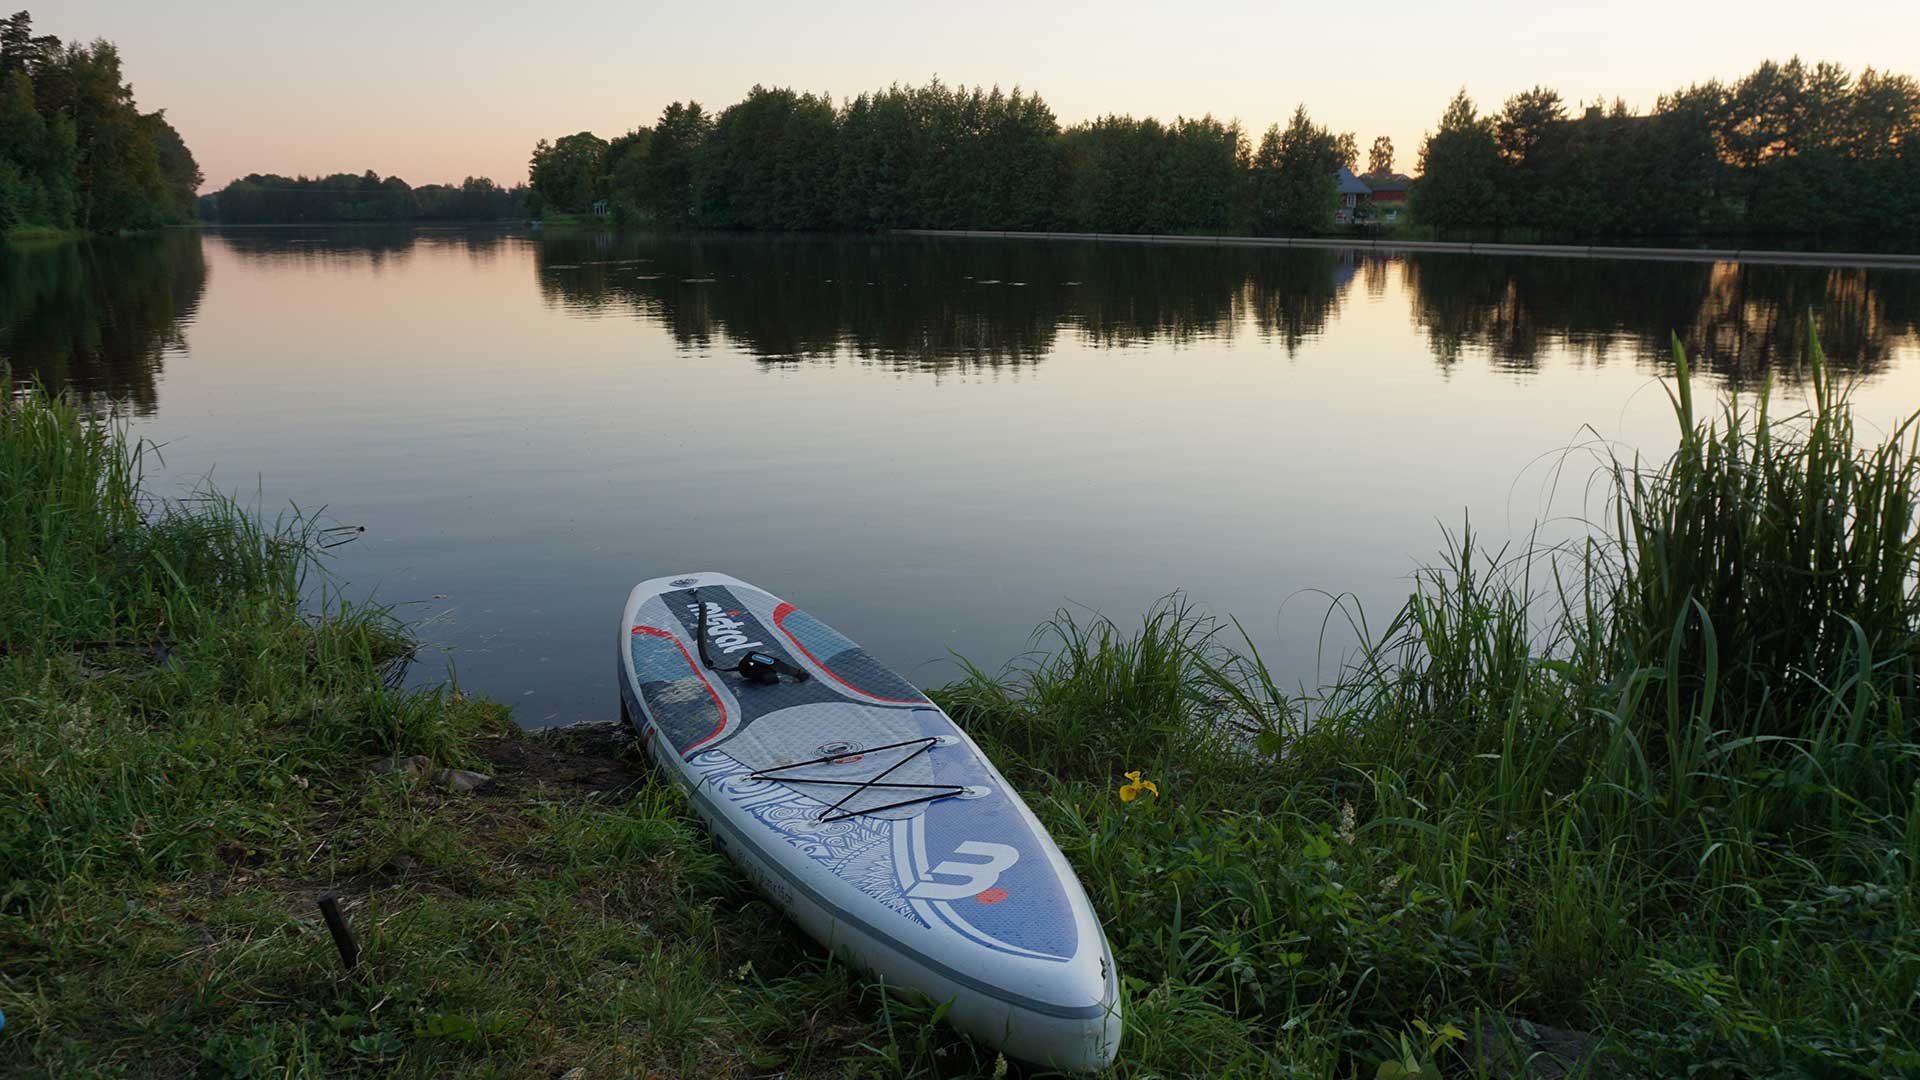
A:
[6,227,1919,726]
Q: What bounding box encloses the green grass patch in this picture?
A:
[530,213,608,229]
[4,226,89,244]
[2,331,1915,1077]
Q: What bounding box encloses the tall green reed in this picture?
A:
[1,384,462,912]
[2,382,379,655]
[982,328,1920,1075]
[1605,328,1920,745]
[0,382,145,645]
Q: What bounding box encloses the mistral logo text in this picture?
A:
[688,602,765,655]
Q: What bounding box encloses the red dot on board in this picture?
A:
[976,888,1009,904]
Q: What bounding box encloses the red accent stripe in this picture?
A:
[771,603,924,705]
[631,625,728,751]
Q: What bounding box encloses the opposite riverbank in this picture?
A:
[2,341,1916,1077]
[895,229,1920,270]
[3,226,90,244]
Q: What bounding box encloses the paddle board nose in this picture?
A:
[985,934,1123,1070]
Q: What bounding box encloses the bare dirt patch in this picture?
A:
[473,721,648,797]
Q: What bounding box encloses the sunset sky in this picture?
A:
[47,1,1920,194]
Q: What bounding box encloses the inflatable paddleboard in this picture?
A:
[617,572,1121,1070]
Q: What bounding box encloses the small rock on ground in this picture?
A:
[372,754,432,777]
[1473,1016,1604,1079]
[433,767,493,793]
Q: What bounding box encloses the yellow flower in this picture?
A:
[1118,770,1159,802]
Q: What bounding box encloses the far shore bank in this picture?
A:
[893,227,1920,270]
[36,219,1920,271]
[186,219,528,230]
[4,226,92,243]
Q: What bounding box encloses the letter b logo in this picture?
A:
[906,841,1019,900]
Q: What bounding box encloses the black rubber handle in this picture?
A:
[316,893,359,972]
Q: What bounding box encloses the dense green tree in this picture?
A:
[528,131,608,214]
[1056,115,1146,230]
[1800,61,1856,151]
[0,10,56,79]
[1639,81,1730,233]
[36,39,149,229]
[940,84,1062,230]
[1250,107,1342,235]
[913,83,1059,231]
[905,79,980,228]
[1056,113,1245,233]
[986,88,1062,229]
[408,176,523,221]
[560,81,1239,234]
[1368,134,1394,175]
[1492,86,1566,222]
[0,68,74,227]
[697,86,837,230]
[1334,131,1358,171]
[146,111,199,219]
[640,102,710,225]
[1844,68,1920,158]
[0,155,16,230]
[204,171,525,224]
[1160,116,1249,233]
[1413,91,1504,229]
[1725,58,1808,170]
[0,12,197,233]
[518,61,1920,244]
[1400,57,1920,241]
[1494,87,1566,165]
[833,87,919,229]
[603,127,652,221]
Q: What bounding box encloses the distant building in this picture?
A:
[1361,171,1413,204]
[1333,167,1415,224]
[1335,166,1371,224]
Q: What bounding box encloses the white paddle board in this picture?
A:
[617,572,1121,1070]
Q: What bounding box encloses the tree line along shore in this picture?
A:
[184,58,1920,246]
[0,9,539,237]
[12,5,1914,247]
[512,60,1920,242]
[0,11,198,236]
[3,331,1916,1074]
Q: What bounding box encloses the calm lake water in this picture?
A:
[6,227,1919,726]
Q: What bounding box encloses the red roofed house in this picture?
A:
[1334,167,1416,224]
[1362,171,1413,203]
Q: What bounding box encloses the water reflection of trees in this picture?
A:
[530,235,1348,372]
[210,224,523,273]
[532,234,1917,384]
[8,228,1909,409]
[0,232,208,415]
[1401,254,1920,383]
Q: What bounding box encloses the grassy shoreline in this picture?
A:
[3,226,90,244]
[3,342,1916,1078]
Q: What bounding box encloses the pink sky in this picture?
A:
[48,0,1920,193]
